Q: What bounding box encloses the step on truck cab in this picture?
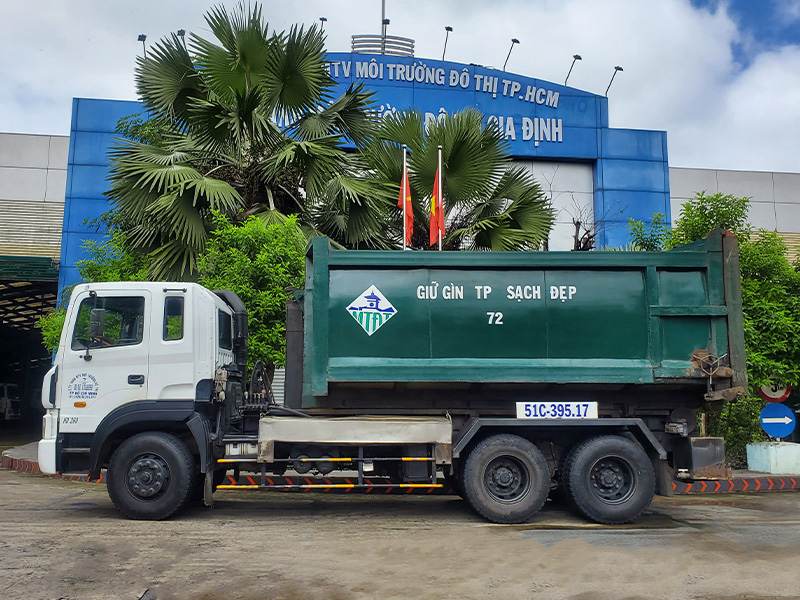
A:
[39,230,747,524]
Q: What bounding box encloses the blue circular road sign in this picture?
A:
[760,403,797,438]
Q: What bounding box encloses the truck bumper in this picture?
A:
[38,439,57,475]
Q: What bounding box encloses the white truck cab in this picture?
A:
[38,282,243,484]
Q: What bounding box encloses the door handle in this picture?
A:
[128,374,145,385]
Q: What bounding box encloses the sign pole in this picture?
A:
[437,145,442,251]
[402,144,408,251]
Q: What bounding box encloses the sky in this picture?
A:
[1,0,799,172]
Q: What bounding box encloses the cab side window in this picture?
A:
[163,297,184,341]
[71,296,145,350]
[218,310,232,350]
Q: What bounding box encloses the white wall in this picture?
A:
[670,166,800,259]
[520,161,594,251]
[0,133,69,259]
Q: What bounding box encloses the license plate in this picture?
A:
[516,401,598,419]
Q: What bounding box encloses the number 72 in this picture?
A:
[487,312,504,325]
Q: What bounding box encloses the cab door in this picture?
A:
[58,290,151,435]
[147,290,196,401]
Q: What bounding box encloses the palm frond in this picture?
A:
[108,138,194,166]
[263,25,332,122]
[291,83,377,145]
[148,238,201,280]
[262,135,347,198]
[135,34,202,129]
[176,176,243,213]
[144,191,210,252]
[448,167,554,251]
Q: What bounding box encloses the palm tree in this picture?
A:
[107,3,386,279]
[353,108,555,251]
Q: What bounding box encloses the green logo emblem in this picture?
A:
[347,285,397,336]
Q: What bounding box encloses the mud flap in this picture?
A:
[203,471,215,508]
[673,437,731,480]
[655,458,675,497]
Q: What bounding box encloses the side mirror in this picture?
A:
[88,308,105,340]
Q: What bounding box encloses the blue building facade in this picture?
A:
[324,53,670,249]
[59,98,143,293]
[59,53,669,292]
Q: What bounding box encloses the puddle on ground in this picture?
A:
[490,506,686,531]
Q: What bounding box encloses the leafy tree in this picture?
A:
[352,108,554,251]
[36,310,66,354]
[627,212,670,251]
[77,227,151,283]
[107,3,378,279]
[714,230,800,464]
[197,214,305,368]
[668,191,750,247]
[738,231,800,389]
[115,114,170,147]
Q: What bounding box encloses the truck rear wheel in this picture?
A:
[107,432,196,521]
[462,434,550,524]
[562,435,655,524]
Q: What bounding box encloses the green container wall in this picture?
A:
[302,231,746,400]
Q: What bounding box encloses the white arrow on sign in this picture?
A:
[762,416,794,425]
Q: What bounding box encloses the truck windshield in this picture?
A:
[71,296,145,350]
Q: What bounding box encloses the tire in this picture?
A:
[549,443,580,506]
[462,434,550,524]
[107,432,196,521]
[562,435,655,524]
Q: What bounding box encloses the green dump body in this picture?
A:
[300,231,746,409]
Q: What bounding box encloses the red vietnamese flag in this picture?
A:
[397,167,413,246]
[429,166,444,247]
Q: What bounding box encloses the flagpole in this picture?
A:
[402,144,408,251]
[437,145,442,251]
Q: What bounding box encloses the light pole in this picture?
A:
[605,65,623,96]
[382,18,390,54]
[442,26,452,61]
[503,38,519,71]
[177,29,186,49]
[381,0,387,54]
[565,54,582,86]
[137,34,147,59]
[319,17,327,32]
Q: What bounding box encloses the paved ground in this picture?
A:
[1,468,800,600]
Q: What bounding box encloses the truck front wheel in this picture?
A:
[562,435,655,524]
[107,432,196,520]
[462,434,550,524]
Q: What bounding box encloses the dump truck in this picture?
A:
[38,230,746,524]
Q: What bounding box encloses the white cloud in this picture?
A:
[776,0,800,22]
[0,0,798,172]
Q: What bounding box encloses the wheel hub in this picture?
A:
[496,467,514,487]
[484,457,530,502]
[127,455,169,499]
[589,458,634,504]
